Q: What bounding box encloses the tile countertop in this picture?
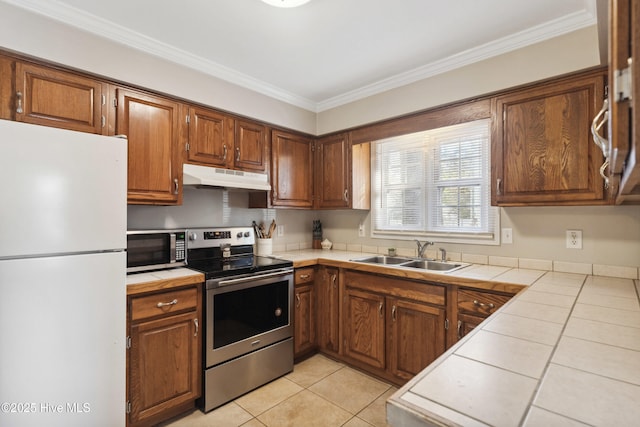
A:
[274,250,640,426]
[386,273,640,427]
[126,267,204,296]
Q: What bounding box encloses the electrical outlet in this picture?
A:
[358,223,365,237]
[501,228,513,244]
[277,225,284,237]
[566,229,583,249]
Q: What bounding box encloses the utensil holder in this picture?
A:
[256,238,273,256]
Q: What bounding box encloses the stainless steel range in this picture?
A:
[186,227,294,412]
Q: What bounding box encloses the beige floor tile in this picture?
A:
[343,417,374,427]
[410,354,537,427]
[501,299,571,324]
[309,367,391,414]
[483,313,563,346]
[482,313,562,345]
[160,403,253,427]
[257,390,352,427]
[571,303,640,328]
[240,419,266,427]
[357,387,396,427]
[523,406,590,426]
[455,330,553,378]
[235,377,303,416]
[534,364,640,426]
[552,336,640,385]
[285,353,344,388]
[563,317,640,351]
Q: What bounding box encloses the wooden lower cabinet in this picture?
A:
[342,270,447,384]
[343,287,386,369]
[294,267,316,358]
[127,285,201,427]
[387,297,446,382]
[316,266,340,354]
[455,288,512,340]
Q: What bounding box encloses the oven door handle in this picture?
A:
[217,269,293,287]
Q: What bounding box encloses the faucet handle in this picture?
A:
[438,247,446,262]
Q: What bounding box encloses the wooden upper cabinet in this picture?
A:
[609,0,640,203]
[235,119,268,172]
[492,70,607,205]
[315,133,351,208]
[186,106,234,168]
[14,62,107,134]
[270,129,314,208]
[115,88,184,205]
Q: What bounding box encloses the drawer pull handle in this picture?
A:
[473,300,495,309]
[299,274,310,280]
[193,318,199,337]
[157,299,178,308]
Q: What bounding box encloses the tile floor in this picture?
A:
[160,354,396,427]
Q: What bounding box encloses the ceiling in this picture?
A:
[6,0,601,112]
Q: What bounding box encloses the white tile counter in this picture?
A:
[386,273,640,427]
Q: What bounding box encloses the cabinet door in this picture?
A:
[235,119,268,172]
[609,0,640,203]
[457,313,484,340]
[316,266,340,353]
[493,72,606,205]
[187,106,234,168]
[294,284,316,357]
[15,62,107,134]
[315,133,350,208]
[343,287,385,369]
[129,311,200,426]
[116,88,183,205]
[387,297,446,381]
[0,55,13,120]
[271,130,314,208]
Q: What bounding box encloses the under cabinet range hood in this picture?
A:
[182,163,271,191]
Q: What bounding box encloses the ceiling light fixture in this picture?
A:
[261,0,311,7]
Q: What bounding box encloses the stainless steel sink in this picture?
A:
[402,259,468,272]
[349,255,413,265]
[349,255,469,273]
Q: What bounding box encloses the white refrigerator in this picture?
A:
[0,120,127,427]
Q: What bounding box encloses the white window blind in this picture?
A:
[372,119,499,244]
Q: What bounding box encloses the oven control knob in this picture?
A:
[189,232,197,241]
[244,231,250,238]
[236,232,243,239]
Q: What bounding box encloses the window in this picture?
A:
[371,119,499,245]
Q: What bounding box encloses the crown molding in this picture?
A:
[4,0,597,113]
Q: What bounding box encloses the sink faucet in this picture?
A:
[414,240,434,258]
[439,247,447,262]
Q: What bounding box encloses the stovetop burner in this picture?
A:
[185,227,292,279]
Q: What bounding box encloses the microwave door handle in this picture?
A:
[170,233,176,262]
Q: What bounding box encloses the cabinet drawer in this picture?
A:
[131,287,198,322]
[457,289,511,317]
[295,267,315,285]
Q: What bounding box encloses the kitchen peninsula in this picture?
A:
[276,249,640,426]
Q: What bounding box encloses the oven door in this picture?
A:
[206,269,293,367]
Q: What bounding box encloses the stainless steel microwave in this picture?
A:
[126,229,186,273]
